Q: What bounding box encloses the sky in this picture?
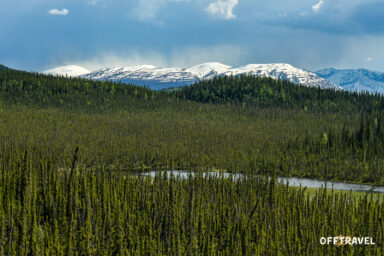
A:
[0,0,384,72]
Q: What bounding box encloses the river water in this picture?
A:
[136,170,384,194]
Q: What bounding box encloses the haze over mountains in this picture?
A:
[43,62,342,91]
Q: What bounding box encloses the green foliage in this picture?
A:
[173,75,384,113]
[0,69,168,112]
[0,152,382,255]
[1,70,384,184]
[1,69,384,254]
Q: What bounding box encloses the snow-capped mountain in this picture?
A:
[44,65,90,77]
[186,62,232,79]
[315,68,384,94]
[76,62,341,90]
[80,65,200,89]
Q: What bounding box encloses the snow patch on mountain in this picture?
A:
[44,65,90,77]
[80,65,200,89]
[187,62,232,78]
[226,63,337,89]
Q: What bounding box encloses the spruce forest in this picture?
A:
[0,68,384,255]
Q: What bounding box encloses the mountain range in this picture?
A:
[43,63,341,91]
[13,63,384,94]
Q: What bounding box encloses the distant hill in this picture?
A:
[0,64,10,71]
[171,74,384,113]
[0,68,157,111]
[315,68,384,94]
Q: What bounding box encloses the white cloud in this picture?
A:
[48,8,69,16]
[205,0,238,20]
[312,0,324,13]
[365,56,373,62]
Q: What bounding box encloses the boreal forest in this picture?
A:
[0,67,383,255]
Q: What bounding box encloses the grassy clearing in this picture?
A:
[301,187,384,202]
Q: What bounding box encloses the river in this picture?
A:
[136,170,384,194]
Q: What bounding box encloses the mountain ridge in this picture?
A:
[64,62,341,90]
[315,68,384,94]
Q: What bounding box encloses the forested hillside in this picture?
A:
[173,75,384,113]
[0,68,383,254]
[0,69,162,112]
[1,69,384,183]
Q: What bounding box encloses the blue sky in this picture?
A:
[1,0,384,72]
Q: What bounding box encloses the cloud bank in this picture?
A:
[48,8,69,16]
